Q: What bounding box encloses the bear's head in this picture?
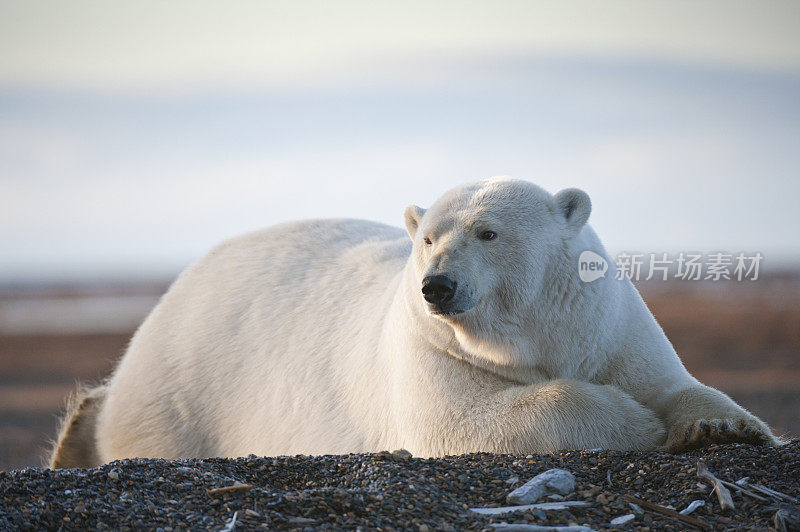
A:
[404,178,592,363]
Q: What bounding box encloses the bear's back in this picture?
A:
[98,219,411,460]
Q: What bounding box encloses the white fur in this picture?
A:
[94,178,777,461]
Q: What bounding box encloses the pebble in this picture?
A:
[679,499,705,515]
[392,449,413,461]
[507,469,576,505]
[609,513,635,525]
[627,502,644,515]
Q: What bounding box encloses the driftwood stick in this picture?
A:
[206,483,254,496]
[697,461,735,511]
[470,501,590,515]
[624,495,710,530]
[737,480,799,503]
[715,478,768,502]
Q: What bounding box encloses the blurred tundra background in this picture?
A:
[1,0,799,469]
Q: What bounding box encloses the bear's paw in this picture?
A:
[665,415,780,453]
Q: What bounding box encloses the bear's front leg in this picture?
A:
[484,379,667,453]
[661,384,781,452]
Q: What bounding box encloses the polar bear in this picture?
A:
[50,178,778,467]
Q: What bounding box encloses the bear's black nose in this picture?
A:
[422,275,456,306]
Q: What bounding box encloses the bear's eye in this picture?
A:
[478,230,497,241]
[423,236,432,246]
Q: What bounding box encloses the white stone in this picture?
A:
[610,514,635,525]
[507,469,576,505]
[679,500,705,515]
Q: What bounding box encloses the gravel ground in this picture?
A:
[1,442,799,531]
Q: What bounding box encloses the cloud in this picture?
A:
[1,54,798,278]
[1,0,799,90]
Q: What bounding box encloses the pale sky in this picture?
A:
[2,1,799,88]
[1,1,799,280]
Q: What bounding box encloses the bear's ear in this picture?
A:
[404,205,426,239]
[553,188,591,236]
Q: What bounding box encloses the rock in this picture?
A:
[507,468,576,505]
[375,449,413,461]
[610,513,635,525]
[107,470,119,480]
[679,500,704,515]
[287,516,317,525]
[391,449,413,461]
[628,502,644,515]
